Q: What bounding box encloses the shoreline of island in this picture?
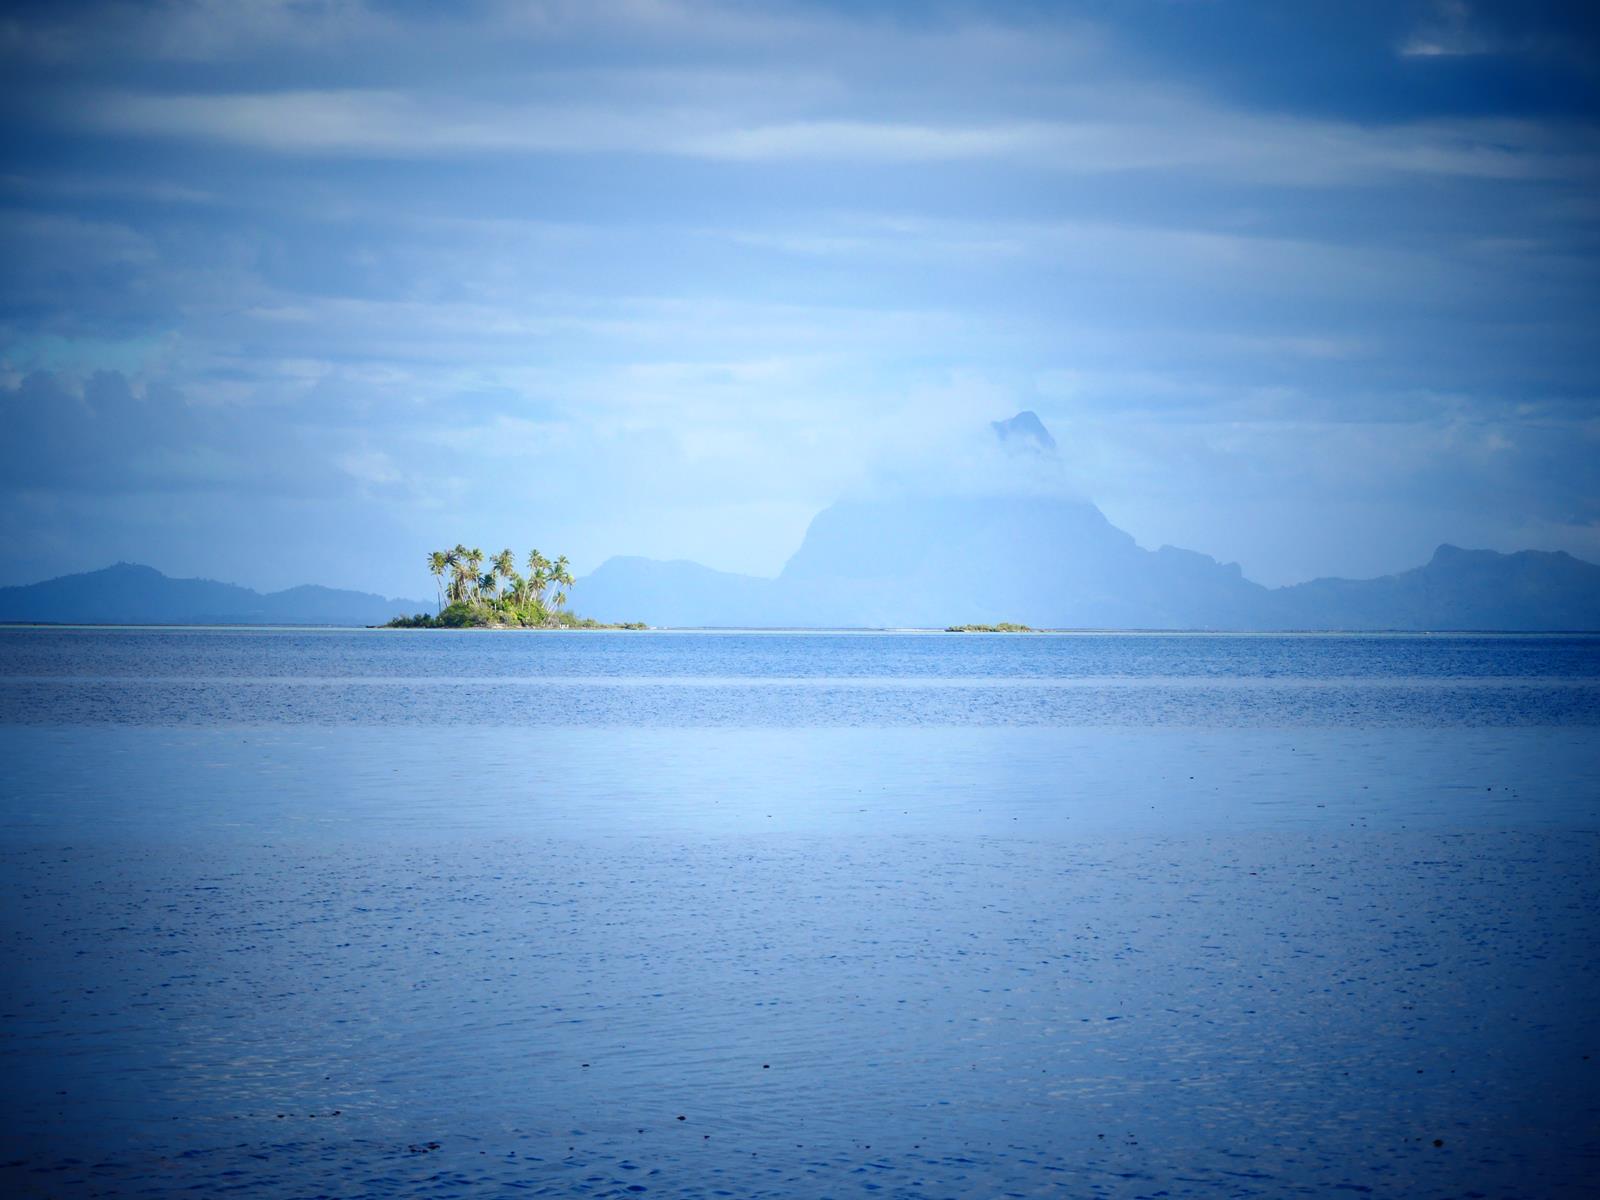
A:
[385,544,647,629]
[944,622,1035,632]
[382,607,646,630]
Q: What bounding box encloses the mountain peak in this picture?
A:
[991,411,1057,452]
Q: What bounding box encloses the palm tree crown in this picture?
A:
[427,550,449,614]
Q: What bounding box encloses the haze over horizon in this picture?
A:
[3,1,1598,599]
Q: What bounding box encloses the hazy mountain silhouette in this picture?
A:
[6,414,1598,630]
[568,557,776,629]
[1268,544,1600,632]
[764,495,1264,628]
[991,410,1057,451]
[0,563,430,626]
[577,414,1600,630]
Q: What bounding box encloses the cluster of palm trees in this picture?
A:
[426,545,575,618]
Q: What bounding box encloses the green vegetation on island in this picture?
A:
[945,622,1035,632]
[385,545,645,629]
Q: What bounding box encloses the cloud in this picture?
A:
[2,0,1597,593]
[678,119,1045,163]
[74,84,1597,185]
[1400,1,1499,58]
[0,0,400,65]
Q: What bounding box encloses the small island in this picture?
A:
[944,622,1036,632]
[385,545,645,629]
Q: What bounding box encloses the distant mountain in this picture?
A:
[770,494,1265,629]
[1269,544,1600,632]
[0,563,431,627]
[574,414,1600,631]
[575,557,777,629]
[991,409,1057,451]
[578,494,1272,629]
[9,413,1598,631]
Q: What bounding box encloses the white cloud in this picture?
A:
[1399,0,1497,58]
[77,85,1597,186]
[679,120,1048,163]
[5,0,1597,592]
[336,448,404,486]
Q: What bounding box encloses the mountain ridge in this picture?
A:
[575,526,1600,631]
[573,410,1600,630]
[5,407,1598,631]
[0,562,431,627]
[3,542,1596,630]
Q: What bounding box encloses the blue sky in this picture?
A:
[2,0,1597,597]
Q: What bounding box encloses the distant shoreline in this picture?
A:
[3,622,1599,636]
[376,621,648,631]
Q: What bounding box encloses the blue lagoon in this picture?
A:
[1,629,1597,1197]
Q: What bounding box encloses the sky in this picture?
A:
[2,0,1598,598]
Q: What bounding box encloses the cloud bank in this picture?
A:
[1,0,1597,592]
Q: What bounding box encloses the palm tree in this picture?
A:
[418,542,591,625]
[551,555,574,611]
[493,549,516,603]
[527,549,551,607]
[427,550,448,615]
[448,544,471,604]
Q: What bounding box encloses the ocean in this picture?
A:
[2,628,1597,1197]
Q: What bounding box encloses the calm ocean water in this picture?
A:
[2,629,1598,1198]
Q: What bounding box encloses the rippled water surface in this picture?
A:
[2,629,1597,1197]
